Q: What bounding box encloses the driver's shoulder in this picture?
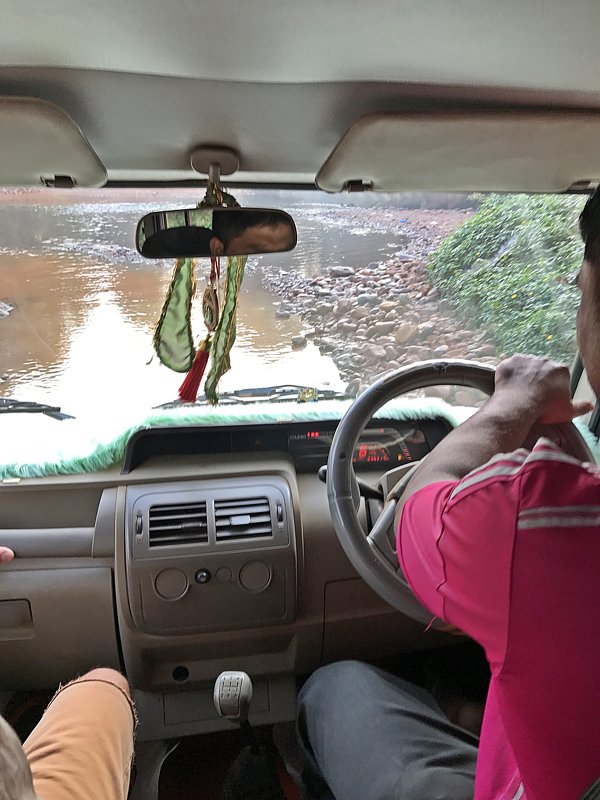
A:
[516,438,600,513]
[448,437,600,518]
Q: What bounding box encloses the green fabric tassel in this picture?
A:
[204,254,247,403]
[153,258,196,373]
[152,185,246,401]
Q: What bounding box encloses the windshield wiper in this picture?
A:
[156,384,354,408]
[0,397,75,420]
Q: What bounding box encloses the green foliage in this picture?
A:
[427,194,586,361]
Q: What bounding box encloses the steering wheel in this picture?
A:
[326,359,594,624]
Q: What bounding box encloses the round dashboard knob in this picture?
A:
[155,568,189,600]
[194,568,212,584]
[239,560,272,592]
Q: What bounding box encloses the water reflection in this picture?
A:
[1,196,399,415]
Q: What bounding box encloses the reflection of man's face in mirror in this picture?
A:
[138,208,297,259]
[209,222,295,258]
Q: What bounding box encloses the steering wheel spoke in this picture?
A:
[367,500,399,569]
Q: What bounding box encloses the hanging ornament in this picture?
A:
[178,335,212,403]
[203,253,247,404]
[177,254,220,402]
[152,181,248,405]
[153,258,196,373]
[202,287,219,331]
[202,256,220,331]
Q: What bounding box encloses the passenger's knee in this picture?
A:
[77,668,130,696]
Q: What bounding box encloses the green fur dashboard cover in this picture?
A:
[0,398,597,479]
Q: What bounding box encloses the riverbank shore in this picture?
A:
[258,208,499,402]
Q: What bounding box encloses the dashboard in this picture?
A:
[0,412,455,741]
[123,417,451,473]
[289,423,433,470]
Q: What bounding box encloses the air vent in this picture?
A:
[148,501,208,547]
[215,497,273,541]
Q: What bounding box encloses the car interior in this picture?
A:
[1,1,600,798]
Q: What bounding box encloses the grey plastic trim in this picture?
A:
[93,488,118,557]
[127,478,292,560]
[123,475,296,636]
[134,674,296,740]
[316,111,600,193]
[0,528,94,558]
[0,567,120,688]
[0,96,107,187]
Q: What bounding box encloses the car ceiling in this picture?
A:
[2,0,600,185]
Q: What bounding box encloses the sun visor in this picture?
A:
[0,97,107,187]
[316,111,600,193]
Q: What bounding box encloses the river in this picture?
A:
[0,193,442,417]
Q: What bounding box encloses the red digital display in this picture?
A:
[288,424,427,470]
[352,444,391,464]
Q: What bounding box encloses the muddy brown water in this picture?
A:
[0,200,468,417]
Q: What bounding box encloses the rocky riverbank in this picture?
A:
[259,208,500,403]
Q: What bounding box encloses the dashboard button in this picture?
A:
[195,569,212,585]
[239,561,271,592]
[155,568,188,600]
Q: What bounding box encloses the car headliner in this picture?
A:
[1,0,600,185]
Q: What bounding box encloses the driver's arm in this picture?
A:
[396,355,590,504]
[393,355,592,659]
[0,547,14,564]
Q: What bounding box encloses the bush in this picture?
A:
[426,194,586,361]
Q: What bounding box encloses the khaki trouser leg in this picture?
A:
[22,669,136,800]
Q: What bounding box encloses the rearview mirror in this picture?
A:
[136,207,297,258]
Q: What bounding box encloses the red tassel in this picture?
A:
[178,338,211,403]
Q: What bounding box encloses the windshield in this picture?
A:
[0,188,586,418]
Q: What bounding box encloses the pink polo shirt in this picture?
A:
[398,438,600,800]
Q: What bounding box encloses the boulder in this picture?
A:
[336,298,353,315]
[417,322,436,337]
[350,354,367,368]
[454,389,485,407]
[291,335,307,350]
[367,345,388,360]
[330,266,356,278]
[368,321,396,337]
[350,306,369,321]
[356,293,379,306]
[395,323,418,345]
[318,337,337,353]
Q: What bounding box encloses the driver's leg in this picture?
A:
[22,668,136,800]
[297,660,477,800]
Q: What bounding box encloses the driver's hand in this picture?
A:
[0,547,14,564]
[494,354,593,425]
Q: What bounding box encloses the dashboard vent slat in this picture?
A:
[148,501,208,547]
[215,497,273,541]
